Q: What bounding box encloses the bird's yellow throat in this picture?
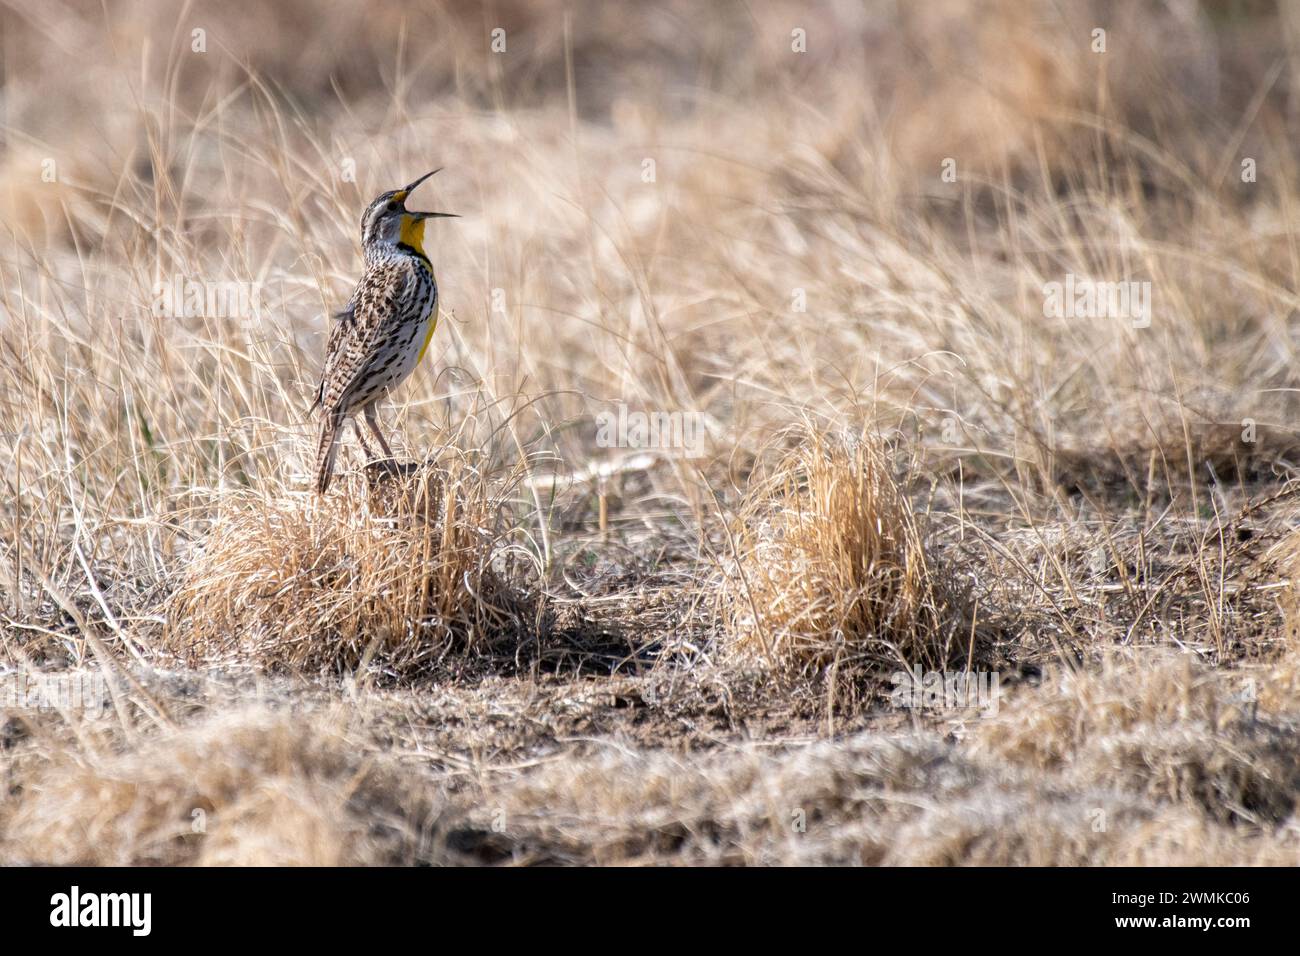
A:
[399,214,427,259]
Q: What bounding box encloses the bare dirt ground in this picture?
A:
[5,0,1300,865]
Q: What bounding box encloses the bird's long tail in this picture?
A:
[314,410,345,494]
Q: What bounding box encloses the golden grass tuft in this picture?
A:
[719,429,960,693]
[164,457,535,679]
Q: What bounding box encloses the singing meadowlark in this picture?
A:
[312,169,457,493]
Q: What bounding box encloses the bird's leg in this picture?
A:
[363,404,398,463]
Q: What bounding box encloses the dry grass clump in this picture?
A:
[164,458,536,679]
[0,707,442,866]
[976,652,1300,826]
[718,430,961,696]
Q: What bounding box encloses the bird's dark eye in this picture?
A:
[386,202,398,213]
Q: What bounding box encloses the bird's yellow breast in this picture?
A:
[416,308,439,363]
[399,215,427,258]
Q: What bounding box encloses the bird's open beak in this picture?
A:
[401,168,442,195]
[395,169,458,218]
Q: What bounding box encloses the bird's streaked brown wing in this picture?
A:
[317,261,415,416]
[310,298,356,414]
